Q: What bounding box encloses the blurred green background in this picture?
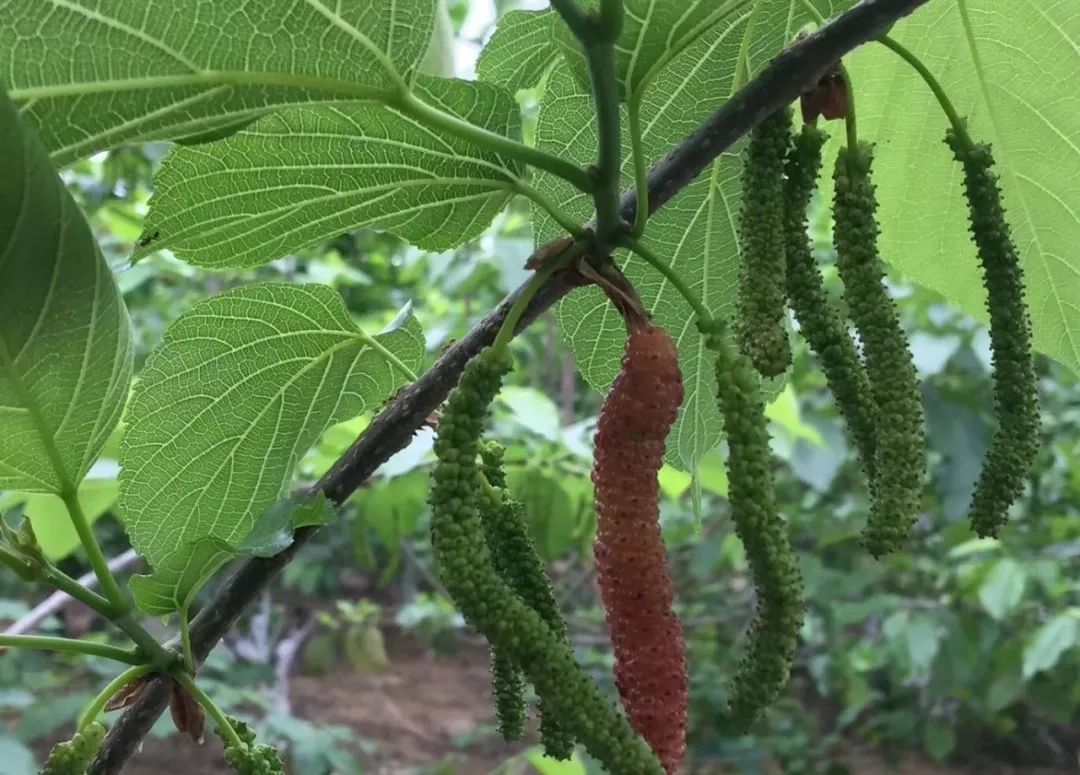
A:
[2,1,1079,773]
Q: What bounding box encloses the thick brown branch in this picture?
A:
[90,0,928,770]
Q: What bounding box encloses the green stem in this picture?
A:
[549,0,590,38]
[393,91,594,193]
[179,609,195,673]
[59,490,129,615]
[78,664,154,730]
[619,236,714,326]
[491,241,590,358]
[583,33,624,249]
[513,181,589,238]
[172,670,244,750]
[37,564,113,619]
[0,634,143,665]
[877,35,972,147]
[627,96,650,238]
[111,611,177,672]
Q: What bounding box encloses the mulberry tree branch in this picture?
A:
[89,0,928,770]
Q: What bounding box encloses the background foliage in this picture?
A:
[2,0,1080,773]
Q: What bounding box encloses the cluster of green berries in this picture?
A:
[428,349,663,774]
[40,723,106,774]
[701,324,804,731]
[215,716,284,775]
[945,129,1040,537]
[736,108,794,377]
[832,143,926,558]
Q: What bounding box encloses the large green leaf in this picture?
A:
[137,76,523,268]
[476,10,559,94]
[118,284,424,569]
[1022,609,1080,679]
[833,1,1080,372]
[130,494,329,615]
[534,0,839,473]
[2,0,436,166]
[0,91,132,495]
[553,0,753,100]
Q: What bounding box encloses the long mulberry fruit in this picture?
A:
[736,108,794,377]
[701,323,804,732]
[945,129,1039,536]
[833,143,926,557]
[40,723,106,774]
[591,323,688,774]
[429,349,663,775]
[783,126,877,485]
[479,442,575,757]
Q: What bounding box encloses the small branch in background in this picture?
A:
[4,549,141,637]
[90,2,931,770]
[227,590,274,664]
[401,541,452,602]
[270,616,315,717]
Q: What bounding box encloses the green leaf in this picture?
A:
[1022,611,1080,679]
[835,3,1080,372]
[129,537,233,616]
[553,0,756,100]
[354,470,428,551]
[658,464,692,499]
[978,557,1027,621]
[119,284,423,570]
[477,10,559,94]
[130,493,332,615]
[525,746,588,775]
[497,386,562,441]
[535,1,835,473]
[3,0,436,166]
[0,90,133,495]
[923,723,956,761]
[138,75,521,268]
[235,492,331,557]
[21,469,120,561]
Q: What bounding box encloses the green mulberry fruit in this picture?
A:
[40,723,106,774]
[736,107,794,377]
[783,126,878,485]
[214,716,285,775]
[946,129,1040,536]
[478,443,573,756]
[833,143,926,558]
[429,349,663,774]
[701,322,804,732]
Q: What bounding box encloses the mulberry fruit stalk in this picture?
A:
[429,349,663,774]
[736,107,794,377]
[591,324,688,774]
[945,129,1040,536]
[833,143,926,557]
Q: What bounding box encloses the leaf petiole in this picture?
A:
[392,91,594,194]
[0,634,144,665]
